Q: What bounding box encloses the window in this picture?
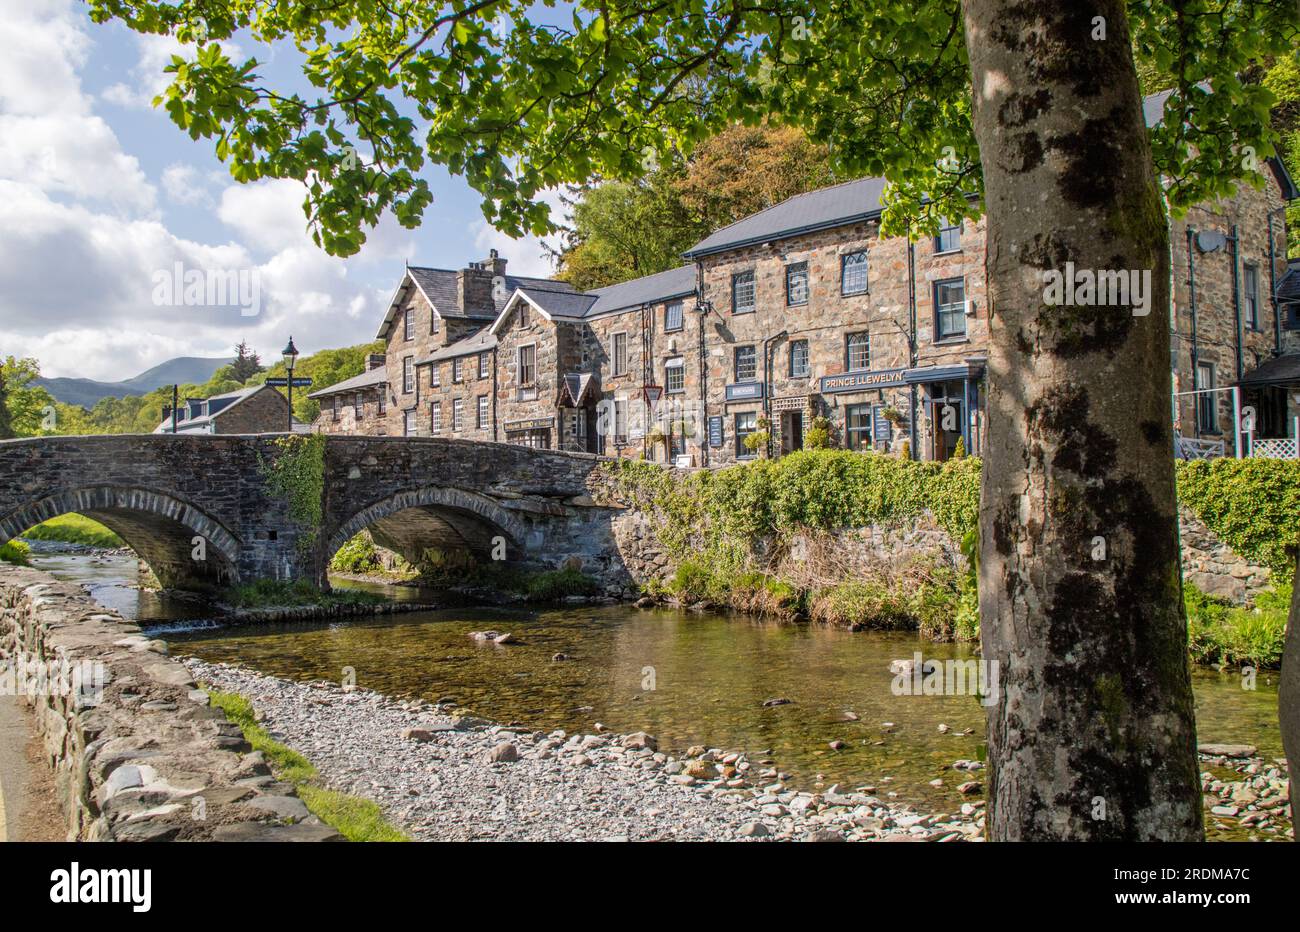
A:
[665,300,684,332]
[477,395,489,429]
[735,411,758,459]
[614,398,628,444]
[1244,265,1259,331]
[935,219,962,253]
[404,309,415,341]
[1196,362,1218,433]
[786,263,809,305]
[479,352,490,378]
[452,398,464,432]
[841,251,868,295]
[666,357,685,394]
[331,396,339,421]
[430,312,440,334]
[354,392,362,418]
[846,404,873,450]
[735,345,757,382]
[934,278,967,341]
[403,409,416,436]
[732,271,756,314]
[431,363,440,387]
[790,340,810,378]
[430,402,441,434]
[402,357,414,394]
[846,331,870,371]
[377,390,386,416]
[518,302,529,329]
[518,344,536,386]
[612,332,628,376]
[452,357,463,383]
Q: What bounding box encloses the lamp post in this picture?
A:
[281,336,299,433]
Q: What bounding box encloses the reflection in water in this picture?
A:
[30,551,1285,810]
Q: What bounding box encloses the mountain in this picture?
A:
[36,356,235,408]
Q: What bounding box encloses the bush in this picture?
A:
[223,578,385,609]
[809,579,913,630]
[1176,458,1300,576]
[1185,581,1289,668]
[523,567,599,601]
[329,532,383,573]
[0,539,30,566]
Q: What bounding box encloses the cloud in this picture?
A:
[161,163,214,206]
[100,31,244,110]
[469,187,571,277]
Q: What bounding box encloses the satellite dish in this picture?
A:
[1195,230,1228,253]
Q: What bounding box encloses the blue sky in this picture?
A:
[0,0,564,381]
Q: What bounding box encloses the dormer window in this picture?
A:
[518,303,529,329]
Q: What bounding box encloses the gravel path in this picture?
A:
[184,659,986,842]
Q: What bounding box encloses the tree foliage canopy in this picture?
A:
[85,0,1297,256]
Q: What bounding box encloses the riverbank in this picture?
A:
[183,658,987,842]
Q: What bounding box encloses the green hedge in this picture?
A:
[1175,458,1300,576]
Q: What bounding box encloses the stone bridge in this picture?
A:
[0,435,630,593]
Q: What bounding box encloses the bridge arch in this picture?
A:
[325,486,529,570]
[0,486,242,591]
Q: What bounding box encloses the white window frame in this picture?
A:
[430,401,441,434]
[402,356,414,394]
[518,342,537,387]
[612,331,628,376]
[477,394,489,429]
[665,356,685,394]
[452,398,464,432]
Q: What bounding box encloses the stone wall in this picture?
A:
[1178,506,1273,603]
[601,474,1272,606]
[0,564,339,841]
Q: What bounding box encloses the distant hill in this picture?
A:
[36,356,235,408]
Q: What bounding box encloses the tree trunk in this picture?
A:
[1282,558,1300,832]
[963,0,1203,840]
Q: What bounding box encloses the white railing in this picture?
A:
[1249,437,1300,460]
[1175,436,1226,460]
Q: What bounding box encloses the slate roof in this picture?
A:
[685,91,1297,258]
[152,384,291,433]
[376,266,577,338]
[419,328,499,365]
[683,177,889,258]
[1239,353,1300,386]
[585,265,697,316]
[560,372,598,406]
[306,365,387,399]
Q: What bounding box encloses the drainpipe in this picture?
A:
[762,329,788,458]
[1230,224,1243,382]
[1187,227,1200,438]
[1268,207,1286,356]
[907,235,919,459]
[491,345,499,443]
[695,260,709,467]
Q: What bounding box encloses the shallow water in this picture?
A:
[30,552,1285,813]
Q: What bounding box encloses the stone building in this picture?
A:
[307,353,389,435]
[309,90,1297,466]
[153,384,298,434]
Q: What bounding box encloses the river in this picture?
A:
[29,551,1285,815]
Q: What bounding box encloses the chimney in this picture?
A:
[485,248,507,278]
[457,256,499,316]
[366,353,386,371]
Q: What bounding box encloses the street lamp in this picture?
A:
[281,336,299,433]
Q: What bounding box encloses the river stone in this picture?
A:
[739,822,769,837]
[621,732,658,751]
[247,795,311,823]
[1198,743,1257,758]
[804,829,844,842]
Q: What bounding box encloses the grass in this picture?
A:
[222,578,388,609]
[1185,582,1290,669]
[0,539,30,566]
[205,687,409,842]
[522,567,599,601]
[20,513,124,548]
